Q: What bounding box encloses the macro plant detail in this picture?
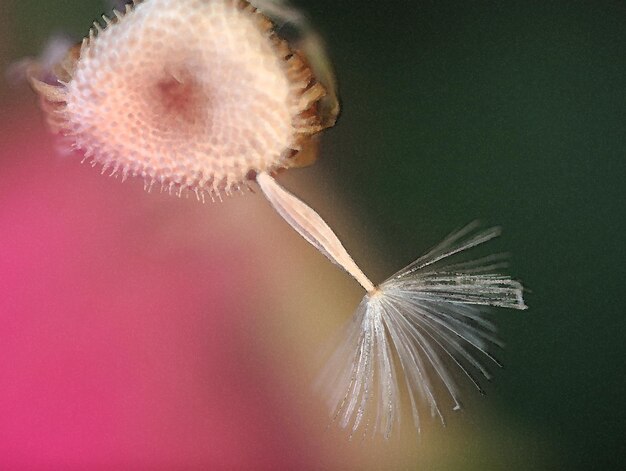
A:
[26,0,526,437]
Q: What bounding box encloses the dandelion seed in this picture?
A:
[318,222,526,438]
[26,0,526,437]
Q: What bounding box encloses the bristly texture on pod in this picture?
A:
[28,0,336,200]
[318,223,527,438]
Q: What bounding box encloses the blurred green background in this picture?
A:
[2,0,625,469]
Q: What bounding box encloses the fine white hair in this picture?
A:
[318,223,526,438]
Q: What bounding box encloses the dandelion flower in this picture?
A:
[27,0,526,436]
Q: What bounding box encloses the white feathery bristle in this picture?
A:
[318,222,526,438]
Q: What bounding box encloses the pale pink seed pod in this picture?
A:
[29,0,336,200]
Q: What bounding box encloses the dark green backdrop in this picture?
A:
[6,1,625,469]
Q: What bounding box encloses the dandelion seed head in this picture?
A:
[29,0,333,198]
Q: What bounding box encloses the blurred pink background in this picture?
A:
[0,103,329,469]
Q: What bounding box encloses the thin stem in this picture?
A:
[257,172,375,293]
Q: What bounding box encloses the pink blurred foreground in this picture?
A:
[0,108,326,469]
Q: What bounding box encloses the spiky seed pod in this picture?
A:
[29,0,335,200]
